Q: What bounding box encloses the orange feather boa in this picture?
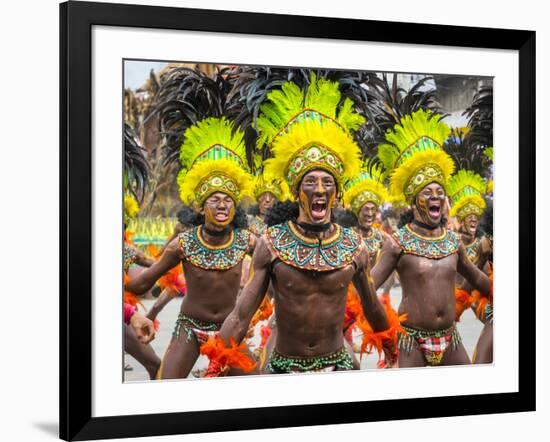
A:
[201,336,256,377]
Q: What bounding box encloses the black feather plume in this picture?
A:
[154,67,234,167]
[124,123,149,201]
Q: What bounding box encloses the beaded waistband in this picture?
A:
[173,312,222,342]
[267,347,354,373]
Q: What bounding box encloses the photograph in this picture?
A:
[122,60,494,382]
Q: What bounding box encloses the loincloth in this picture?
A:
[398,324,462,366]
[483,303,493,323]
[267,347,354,374]
[172,313,222,345]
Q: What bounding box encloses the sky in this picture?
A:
[124,60,167,90]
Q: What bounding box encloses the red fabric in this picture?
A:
[124,303,136,324]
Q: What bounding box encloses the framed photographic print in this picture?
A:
[60,1,535,440]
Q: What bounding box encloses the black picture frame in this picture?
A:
[60,1,536,440]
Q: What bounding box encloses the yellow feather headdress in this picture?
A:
[258,74,363,197]
[177,117,253,205]
[343,161,389,214]
[252,174,287,201]
[124,193,139,224]
[378,109,454,204]
[447,169,487,219]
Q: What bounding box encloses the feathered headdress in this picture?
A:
[463,85,493,153]
[343,160,389,214]
[259,74,364,196]
[124,193,140,224]
[252,174,286,201]
[447,169,487,220]
[155,67,236,167]
[226,66,374,166]
[378,109,454,204]
[124,123,149,202]
[361,75,443,162]
[176,117,253,205]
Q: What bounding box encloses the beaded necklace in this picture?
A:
[123,244,138,272]
[465,237,481,265]
[394,224,459,260]
[266,221,361,272]
[178,226,250,270]
[362,228,384,263]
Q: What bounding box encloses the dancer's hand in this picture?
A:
[381,338,398,368]
[130,312,156,344]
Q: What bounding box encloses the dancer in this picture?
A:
[123,124,161,379]
[125,117,256,379]
[247,176,284,237]
[371,109,492,367]
[204,76,397,375]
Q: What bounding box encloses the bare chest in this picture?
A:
[183,261,242,293]
[271,261,354,297]
[397,253,457,281]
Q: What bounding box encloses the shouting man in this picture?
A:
[206,77,397,375]
[126,118,256,378]
[372,109,492,367]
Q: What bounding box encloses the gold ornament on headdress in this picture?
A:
[343,161,389,214]
[378,109,455,204]
[259,74,364,197]
[447,169,487,220]
[177,117,253,205]
[252,174,286,201]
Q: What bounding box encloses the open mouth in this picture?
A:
[428,203,441,220]
[468,220,478,234]
[214,211,229,222]
[310,200,328,221]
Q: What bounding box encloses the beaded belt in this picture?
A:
[267,347,354,373]
[172,313,223,343]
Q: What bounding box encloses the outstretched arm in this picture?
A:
[457,243,491,294]
[371,237,401,290]
[125,237,183,294]
[219,236,272,344]
[352,246,389,332]
[134,249,155,268]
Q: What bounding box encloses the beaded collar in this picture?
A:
[362,228,385,262]
[266,221,361,272]
[393,224,459,260]
[465,237,481,264]
[248,215,267,237]
[178,226,250,270]
[123,244,138,272]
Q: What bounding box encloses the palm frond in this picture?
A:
[463,85,493,150]
[124,123,149,201]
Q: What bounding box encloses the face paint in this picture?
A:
[296,169,336,225]
[414,182,445,227]
[358,202,378,230]
[461,214,479,237]
[258,192,276,216]
[202,192,236,229]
